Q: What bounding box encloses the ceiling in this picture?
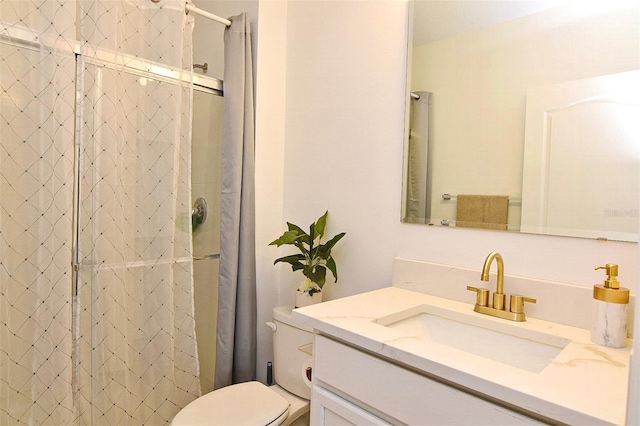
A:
[412,0,570,45]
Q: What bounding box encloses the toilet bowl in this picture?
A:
[171,306,313,426]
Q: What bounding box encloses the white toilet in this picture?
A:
[171,306,313,426]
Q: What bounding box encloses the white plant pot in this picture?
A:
[295,291,322,308]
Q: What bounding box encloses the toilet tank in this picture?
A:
[272,305,314,400]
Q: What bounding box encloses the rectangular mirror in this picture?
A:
[402,0,640,242]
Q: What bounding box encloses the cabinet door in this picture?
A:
[311,386,392,426]
[314,335,544,425]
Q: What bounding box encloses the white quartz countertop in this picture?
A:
[292,287,631,425]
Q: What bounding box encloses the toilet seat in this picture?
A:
[171,381,290,426]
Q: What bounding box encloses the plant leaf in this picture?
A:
[304,265,327,288]
[317,232,346,259]
[326,256,338,282]
[315,211,328,240]
[269,230,303,246]
[309,222,316,244]
[274,254,306,272]
[287,222,311,245]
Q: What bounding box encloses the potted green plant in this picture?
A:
[269,211,346,307]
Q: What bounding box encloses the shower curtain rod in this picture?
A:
[185,3,231,26]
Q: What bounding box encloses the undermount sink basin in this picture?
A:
[377,305,570,373]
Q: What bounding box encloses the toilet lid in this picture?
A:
[171,381,290,426]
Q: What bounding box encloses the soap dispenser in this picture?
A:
[590,264,629,348]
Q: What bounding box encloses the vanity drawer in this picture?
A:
[313,335,544,425]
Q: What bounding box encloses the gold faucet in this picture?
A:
[467,252,536,322]
[482,252,506,310]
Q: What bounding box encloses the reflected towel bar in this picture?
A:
[442,193,521,205]
[440,219,520,231]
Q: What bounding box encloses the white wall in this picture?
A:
[254,0,289,386]
[278,0,412,300]
[255,0,638,388]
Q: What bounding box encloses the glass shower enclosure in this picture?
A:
[191,89,223,394]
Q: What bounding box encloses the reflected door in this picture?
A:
[521,70,640,242]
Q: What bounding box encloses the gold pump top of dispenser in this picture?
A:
[593,264,629,304]
[595,264,619,289]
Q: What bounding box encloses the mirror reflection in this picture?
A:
[402,0,640,242]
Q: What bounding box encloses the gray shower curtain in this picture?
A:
[215,13,257,388]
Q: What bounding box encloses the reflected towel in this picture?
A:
[456,195,509,230]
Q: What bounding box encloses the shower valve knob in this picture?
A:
[192,197,208,224]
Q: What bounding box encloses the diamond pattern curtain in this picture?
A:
[1,1,200,423]
[0,1,77,424]
[74,1,200,424]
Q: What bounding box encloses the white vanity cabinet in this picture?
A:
[311,335,545,425]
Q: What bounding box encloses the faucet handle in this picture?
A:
[467,286,490,307]
[510,295,536,314]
